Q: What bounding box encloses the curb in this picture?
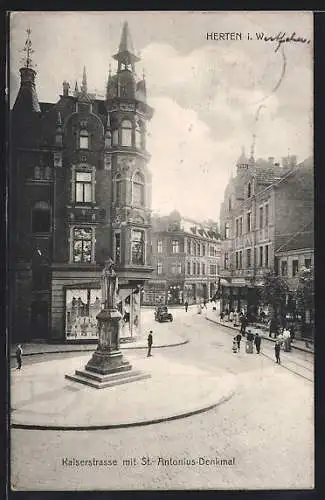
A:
[206,317,314,355]
[11,391,235,431]
[9,338,189,358]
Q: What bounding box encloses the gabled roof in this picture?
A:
[275,221,314,253]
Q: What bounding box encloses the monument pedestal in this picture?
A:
[65,307,150,389]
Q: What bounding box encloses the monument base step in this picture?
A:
[65,369,151,389]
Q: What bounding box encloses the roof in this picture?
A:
[275,221,314,253]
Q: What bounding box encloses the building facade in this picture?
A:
[219,149,313,326]
[10,23,154,342]
[143,211,221,305]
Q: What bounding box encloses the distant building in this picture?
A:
[143,211,221,305]
[10,23,154,342]
[219,148,313,326]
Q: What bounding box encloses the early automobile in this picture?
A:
[154,305,173,323]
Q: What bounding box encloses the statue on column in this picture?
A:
[101,257,118,309]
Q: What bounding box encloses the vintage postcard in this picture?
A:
[9,11,314,491]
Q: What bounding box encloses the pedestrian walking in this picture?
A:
[275,340,281,364]
[235,333,242,351]
[229,309,234,322]
[233,310,240,327]
[232,336,238,353]
[147,331,153,357]
[184,301,188,312]
[15,344,23,370]
[254,333,261,354]
[240,314,248,336]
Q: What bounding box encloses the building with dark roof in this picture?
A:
[218,148,313,335]
[142,211,221,305]
[9,23,154,342]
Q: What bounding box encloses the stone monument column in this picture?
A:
[66,259,150,388]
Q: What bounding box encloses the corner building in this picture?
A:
[10,23,154,342]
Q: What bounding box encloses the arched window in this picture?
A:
[32,201,51,233]
[135,120,142,149]
[132,172,145,206]
[115,174,122,205]
[247,182,251,198]
[79,129,89,149]
[121,120,132,147]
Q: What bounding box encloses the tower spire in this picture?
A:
[21,28,35,69]
[81,66,88,93]
[113,21,140,72]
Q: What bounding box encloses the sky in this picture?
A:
[9,11,313,222]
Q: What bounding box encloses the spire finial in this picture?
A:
[20,27,35,69]
[81,66,87,93]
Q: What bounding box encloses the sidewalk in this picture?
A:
[205,308,314,354]
[10,329,188,358]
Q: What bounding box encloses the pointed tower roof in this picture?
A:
[12,28,41,114]
[237,145,248,165]
[81,66,88,93]
[113,21,140,68]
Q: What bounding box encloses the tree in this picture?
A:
[295,266,314,339]
[261,271,289,323]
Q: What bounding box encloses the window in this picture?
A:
[247,182,251,198]
[76,172,92,203]
[281,260,288,276]
[247,248,251,268]
[187,262,191,275]
[265,204,269,226]
[187,240,191,254]
[135,120,142,149]
[171,264,176,274]
[131,230,145,265]
[209,245,215,257]
[236,219,239,237]
[292,260,299,277]
[157,240,163,253]
[265,245,269,267]
[239,217,243,236]
[259,246,263,267]
[202,244,206,256]
[115,174,122,205]
[112,129,119,146]
[224,252,229,269]
[121,120,132,147]
[202,263,205,275]
[247,212,251,232]
[197,263,200,275]
[132,172,145,206]
[114,232,121,264]
[157,262,163,275]
[177,263,182,274]
[235,252,239,269]
[193,262,196,275]
[225,222,230,239]
[304,258,312,269]
[210,264,217,275]
[73,227,92,263]
[172,240,180,253]
[239,250,243,269]
[79,130,89,149]
[32,201,51,233]
[259,206,264,228]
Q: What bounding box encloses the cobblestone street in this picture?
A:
[10,308,314,490]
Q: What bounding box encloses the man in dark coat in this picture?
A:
[16,344,23,370]
[254,333,261,354]
[184,301,189,312]
[147,331,153,357]
[240,314,248,336]
[275,340,281,364]
[235,333,242,351]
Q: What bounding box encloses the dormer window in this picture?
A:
[79,129,89,149]
[121,120,132,147]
